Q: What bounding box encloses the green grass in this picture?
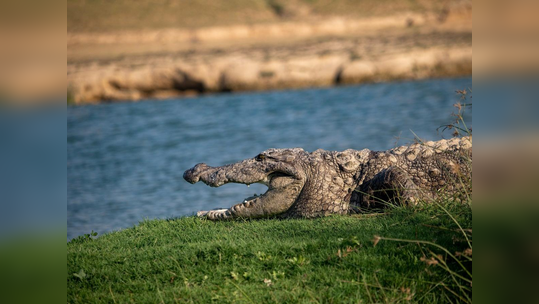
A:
[67,200,472,303]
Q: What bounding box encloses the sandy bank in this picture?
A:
[67,11,471,104]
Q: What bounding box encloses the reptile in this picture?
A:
[183,136,472,220]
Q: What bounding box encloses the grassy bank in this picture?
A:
[67,200,472,303]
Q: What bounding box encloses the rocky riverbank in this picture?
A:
[67,9,471,104]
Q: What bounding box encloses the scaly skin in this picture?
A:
[184,137,472,220]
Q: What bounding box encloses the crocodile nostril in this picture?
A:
[184,164,207,183]
[183,168,199,183]
[183,163,212,183]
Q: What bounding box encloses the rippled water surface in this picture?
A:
[68,77,472,240]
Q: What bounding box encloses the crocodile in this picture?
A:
[183,136,472,220]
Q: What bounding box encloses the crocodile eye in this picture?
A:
[255,154,266,161]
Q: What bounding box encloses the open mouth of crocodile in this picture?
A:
[241,172,290,198]
[183,159,306,218]
[196,172,302,217]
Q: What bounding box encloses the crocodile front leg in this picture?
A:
[352,166,429,211]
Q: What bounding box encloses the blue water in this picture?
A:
[67,77,472,240]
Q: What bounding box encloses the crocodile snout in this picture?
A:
[183,163,210,184]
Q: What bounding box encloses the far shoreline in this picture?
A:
[68,10,472,105]
[68,75,472,107]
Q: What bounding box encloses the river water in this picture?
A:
[67,77,472,240]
